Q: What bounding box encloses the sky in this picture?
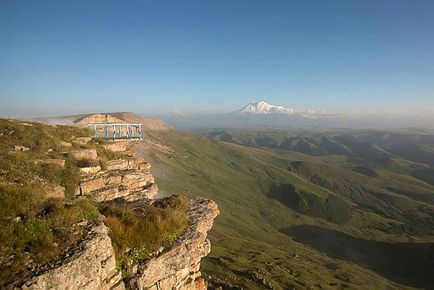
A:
[1,0,434,118]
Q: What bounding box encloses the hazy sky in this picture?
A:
[1,0,434,117]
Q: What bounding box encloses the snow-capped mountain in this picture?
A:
[236,101,296,114]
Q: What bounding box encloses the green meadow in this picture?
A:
[136,130,434,289]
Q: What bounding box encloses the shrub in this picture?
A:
[0,197,99,287]
[99,195,189,275]
[0,119,101,287]
[76,158,96,168]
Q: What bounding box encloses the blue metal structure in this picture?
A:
[89,123,143,140]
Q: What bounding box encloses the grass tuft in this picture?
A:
[99,194,189,276]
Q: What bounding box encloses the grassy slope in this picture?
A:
[0,119,187,287]
[0,119,101,286]
[134,131,434,290]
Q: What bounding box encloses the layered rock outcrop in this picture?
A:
[101,141,131,152]
[19,140,219,290]
[70,148,98,160]
[128,197,219,290]
[21,221,124,290]
[78,157,157,202]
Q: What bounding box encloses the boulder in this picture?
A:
[59,141,72,147]
[71,149,98,160]
[20,222,124,290]
[128,197,219,290]
[106,158,151,171]
[79,176,106,194]
[102,142,130,152]
[106,159,129,171]
[79,166,102,175]
[14,145,30,152]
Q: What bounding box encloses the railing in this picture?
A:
[88,123,143,140]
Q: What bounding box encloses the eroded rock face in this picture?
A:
[14,145,30,152]
[128,197,220,290]
[106,158,150,171]
[18,142,219,290]
[59,141,73,147]
[71,149,98,160]
[21,222,124,290]
[75,113,125,125]
[102,142,130,152]
[79,165,102,174]
[79,157,156,202]
[19,196,219,290]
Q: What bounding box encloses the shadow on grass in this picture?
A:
[280,224,434,289]
[267,184,353,224]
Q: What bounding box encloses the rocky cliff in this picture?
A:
[19,141,218,290]
[128,197,219,290]
[78,156,158,202]
[36,112,171,131]
[21,221,124,290]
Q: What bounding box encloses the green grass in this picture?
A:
[0,119,191,288]
[2,118,433,289]
[133,130,434,290]
[99,194,189,276]
[96,145,126,169]
[0,119,104,287]
[0,194,99,287]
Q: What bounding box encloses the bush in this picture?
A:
[99,195,189,275]
[0,197,99,287]
[0,119,101,287]
[76,158,96,168]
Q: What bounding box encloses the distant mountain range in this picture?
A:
[234,101,329,116]
[235,101,297,114]
[160,101,434,130]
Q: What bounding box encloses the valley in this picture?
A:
[135,129,434,289]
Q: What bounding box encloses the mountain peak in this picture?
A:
[236,101,296,114]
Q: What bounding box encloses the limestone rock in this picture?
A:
[14,145,30,152]
[71,149,98,160]
[106,158,150,171]
[59,141,72,147]
[79,166,102,175]
[123,183,158,202]
[106,159,129,171]
[21,222,124,290]
[129,197,219,290]
[12,144,218,290]
[75,113,125,125]
[80,176,106,193]
[102,141,130,152]
[79,157,155,202]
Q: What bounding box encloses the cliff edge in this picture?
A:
[18,139,218,290]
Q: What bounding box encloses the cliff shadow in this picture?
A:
[280,224,434,289]
[267,184,353,224]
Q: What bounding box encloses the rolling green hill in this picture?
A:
[134,130,434,289]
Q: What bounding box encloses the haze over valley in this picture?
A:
[160,101,434,130]
[1,1,434,289]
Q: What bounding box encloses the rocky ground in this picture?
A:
[17,138,219,290]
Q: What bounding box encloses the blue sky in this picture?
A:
[1,0,434,117]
